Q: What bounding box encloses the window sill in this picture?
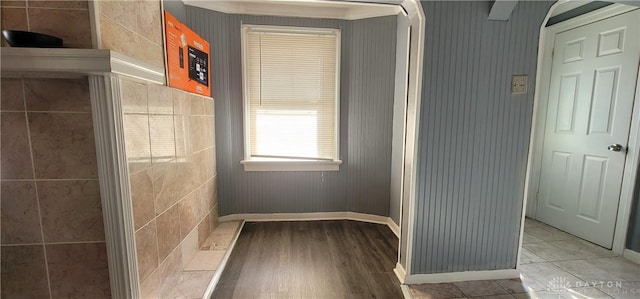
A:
[240,159,342,172]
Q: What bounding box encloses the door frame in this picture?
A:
[521,1,640,256]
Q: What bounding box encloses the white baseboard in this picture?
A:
[623,249,640,265]
[387,218,400,237]
[404,269,519,284]
[394,262,407,283]
[218,212,400,237]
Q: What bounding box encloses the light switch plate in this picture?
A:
[512,75,528,95]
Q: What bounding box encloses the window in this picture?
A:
[241,25,342,171]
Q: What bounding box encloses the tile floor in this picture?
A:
[409,218,640,299]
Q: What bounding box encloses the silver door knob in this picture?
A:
[608,144,624,152]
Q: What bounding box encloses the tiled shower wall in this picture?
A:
[97,0,165,69]
[0,0,110,297]
[119,78,218,298]
[0,78,111,297]
[0,0,92,48]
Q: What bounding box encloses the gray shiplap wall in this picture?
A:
[411,0,554,274]
[163,0,186,23]
[185,7,397,216]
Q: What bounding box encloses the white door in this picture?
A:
[537,10,640,249]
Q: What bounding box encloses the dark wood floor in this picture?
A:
[212,220,403,298]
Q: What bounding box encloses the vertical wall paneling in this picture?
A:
[163,0,187,23]
[185,7,398,216]
[411,0,554,274]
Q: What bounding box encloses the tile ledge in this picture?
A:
[0,47,165,84]
[165,220,244,299]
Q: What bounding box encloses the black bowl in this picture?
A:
[2,30,63,48]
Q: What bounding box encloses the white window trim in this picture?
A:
[240,24,342,172]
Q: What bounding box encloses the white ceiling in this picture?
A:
[182,0,404,20]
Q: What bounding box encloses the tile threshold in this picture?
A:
[165,220,244,299]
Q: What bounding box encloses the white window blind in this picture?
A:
[243,25,340,161]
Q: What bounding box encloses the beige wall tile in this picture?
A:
[1,6,27,46]
[211,205,219,230]
[149,114,176,164]
[181,228,199,267]
[178,192,198,238]
[192,150,207,187]
[148,84,173,115]
[135,32,165,69]
[1,112,33,179]
[28,8,92,48]
[99,15,139,59]
[124,114,152,173]
[24,78,91,112]
[156,204,181,262]
[172,90,191,115]
[190,95,205,116]
[207,116,216,148]
[131,169,154,230]
[135,220,159,283]
[46,243,111,298]
[158,246,183,298]
[140,267,160,299]
[38,180,104,242]
[28,0,88,9]
[174,115,189,158]
[206,176,217,211]
[1,1,26,7]
[207,148,217,180]
[98,0,137,34]
[125,83,218,297]
[189,116,208,154]
[1,78,25,111]
[1,181,42,244]
[121,79,148,114]
[1,7,28,29]
[199,147,215,182]
[152,161,181,215]
[29,113,98,179]
[197,182,212,221]
[0,245,50,298]
[37,182,97,237]
[198,213,212,248]
[136,0,162,45]
[175,157,199,199]
[204,98,215,116]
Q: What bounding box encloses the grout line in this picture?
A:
[26,7,89,11]
[26,111,92,114]
[24,0,30,31]
[1,240,107,247]
[153,175,216,221]
[21,78,52,299]
[0,178,99,182]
